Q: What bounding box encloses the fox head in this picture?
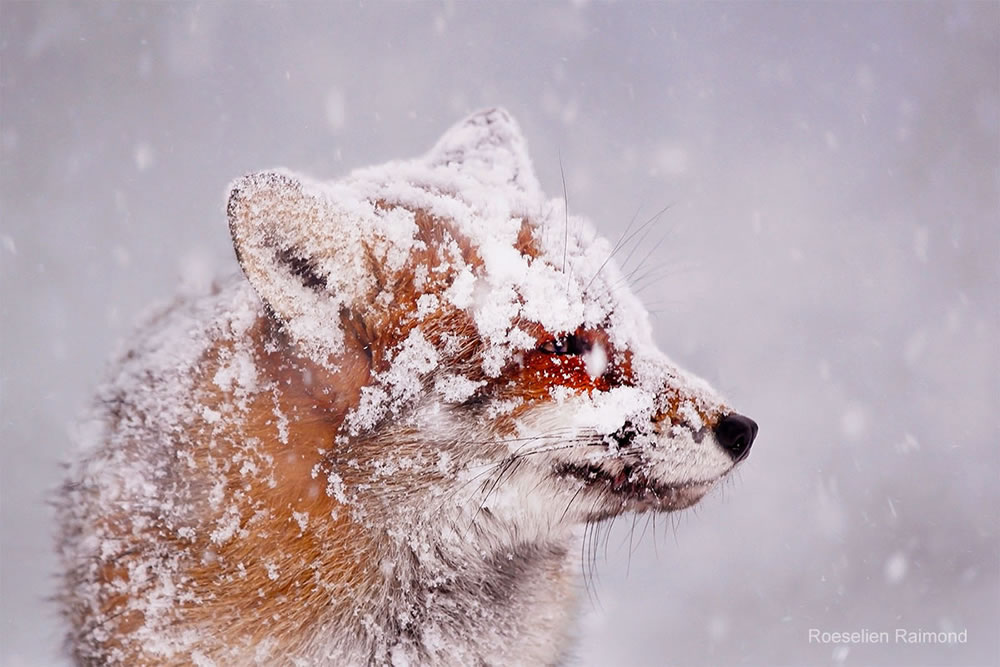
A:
[226,108,756,534]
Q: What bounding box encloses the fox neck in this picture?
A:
[332,489,579,663]
[238,311,583,661]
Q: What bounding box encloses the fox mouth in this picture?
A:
[553,461,713,515]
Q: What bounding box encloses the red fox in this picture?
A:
[58,108,756,665]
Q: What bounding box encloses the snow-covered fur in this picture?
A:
[57,109,755,665]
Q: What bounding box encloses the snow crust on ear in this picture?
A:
[425,108,541,197]
[226,170,375,358]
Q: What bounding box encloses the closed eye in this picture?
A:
[539,333,592,356]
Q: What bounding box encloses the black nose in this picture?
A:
[714,413,757,462]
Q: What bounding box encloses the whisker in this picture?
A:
[583,200,645,294]
[652,512,659,559]
[588,499,606,605]
[580,522,594,606]
[631,260,699,297]
[443,437,608,528]
[602,516,613,564]
[586,203,673,295]
[637,513,652,555]
[620,226,678,288]
[449,431,582,448]
[573,521,600,604]
[619,204,673,272]
[626,512,638,576]
[629,266,683,294]
[558,484,585,523]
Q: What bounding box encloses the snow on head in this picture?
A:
[425,107,542,198]
[225,107,718,442]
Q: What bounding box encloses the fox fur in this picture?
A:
[57,109,755,666]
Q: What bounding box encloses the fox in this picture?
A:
[57,108,757,666]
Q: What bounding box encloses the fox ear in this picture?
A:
[426,108,540,195]
[227,170,373,356]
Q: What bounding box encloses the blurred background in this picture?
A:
[2,2,997,666]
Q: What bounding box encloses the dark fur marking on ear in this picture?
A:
[276,247,326,291]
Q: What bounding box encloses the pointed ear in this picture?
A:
[226,170,373,356]
[425,108,540,195]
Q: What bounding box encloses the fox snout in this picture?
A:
[715,412,758,462]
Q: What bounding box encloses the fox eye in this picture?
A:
[539,334,591,356]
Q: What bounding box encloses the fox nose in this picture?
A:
[714,413,757,462]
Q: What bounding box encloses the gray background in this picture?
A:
[2,2,997,665]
